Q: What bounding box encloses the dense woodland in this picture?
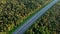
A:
[25,1,60,34]
[0,0,51,34]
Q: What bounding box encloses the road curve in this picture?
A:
[13,0,59,34]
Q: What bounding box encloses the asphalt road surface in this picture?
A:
[13,0,59,34]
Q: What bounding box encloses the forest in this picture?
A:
[25,1,60,34]
[0,0,52,34]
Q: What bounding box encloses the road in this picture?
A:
[13,0,59,34]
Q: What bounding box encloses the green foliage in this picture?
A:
[0,0,52,34]
[25,1,60,34]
